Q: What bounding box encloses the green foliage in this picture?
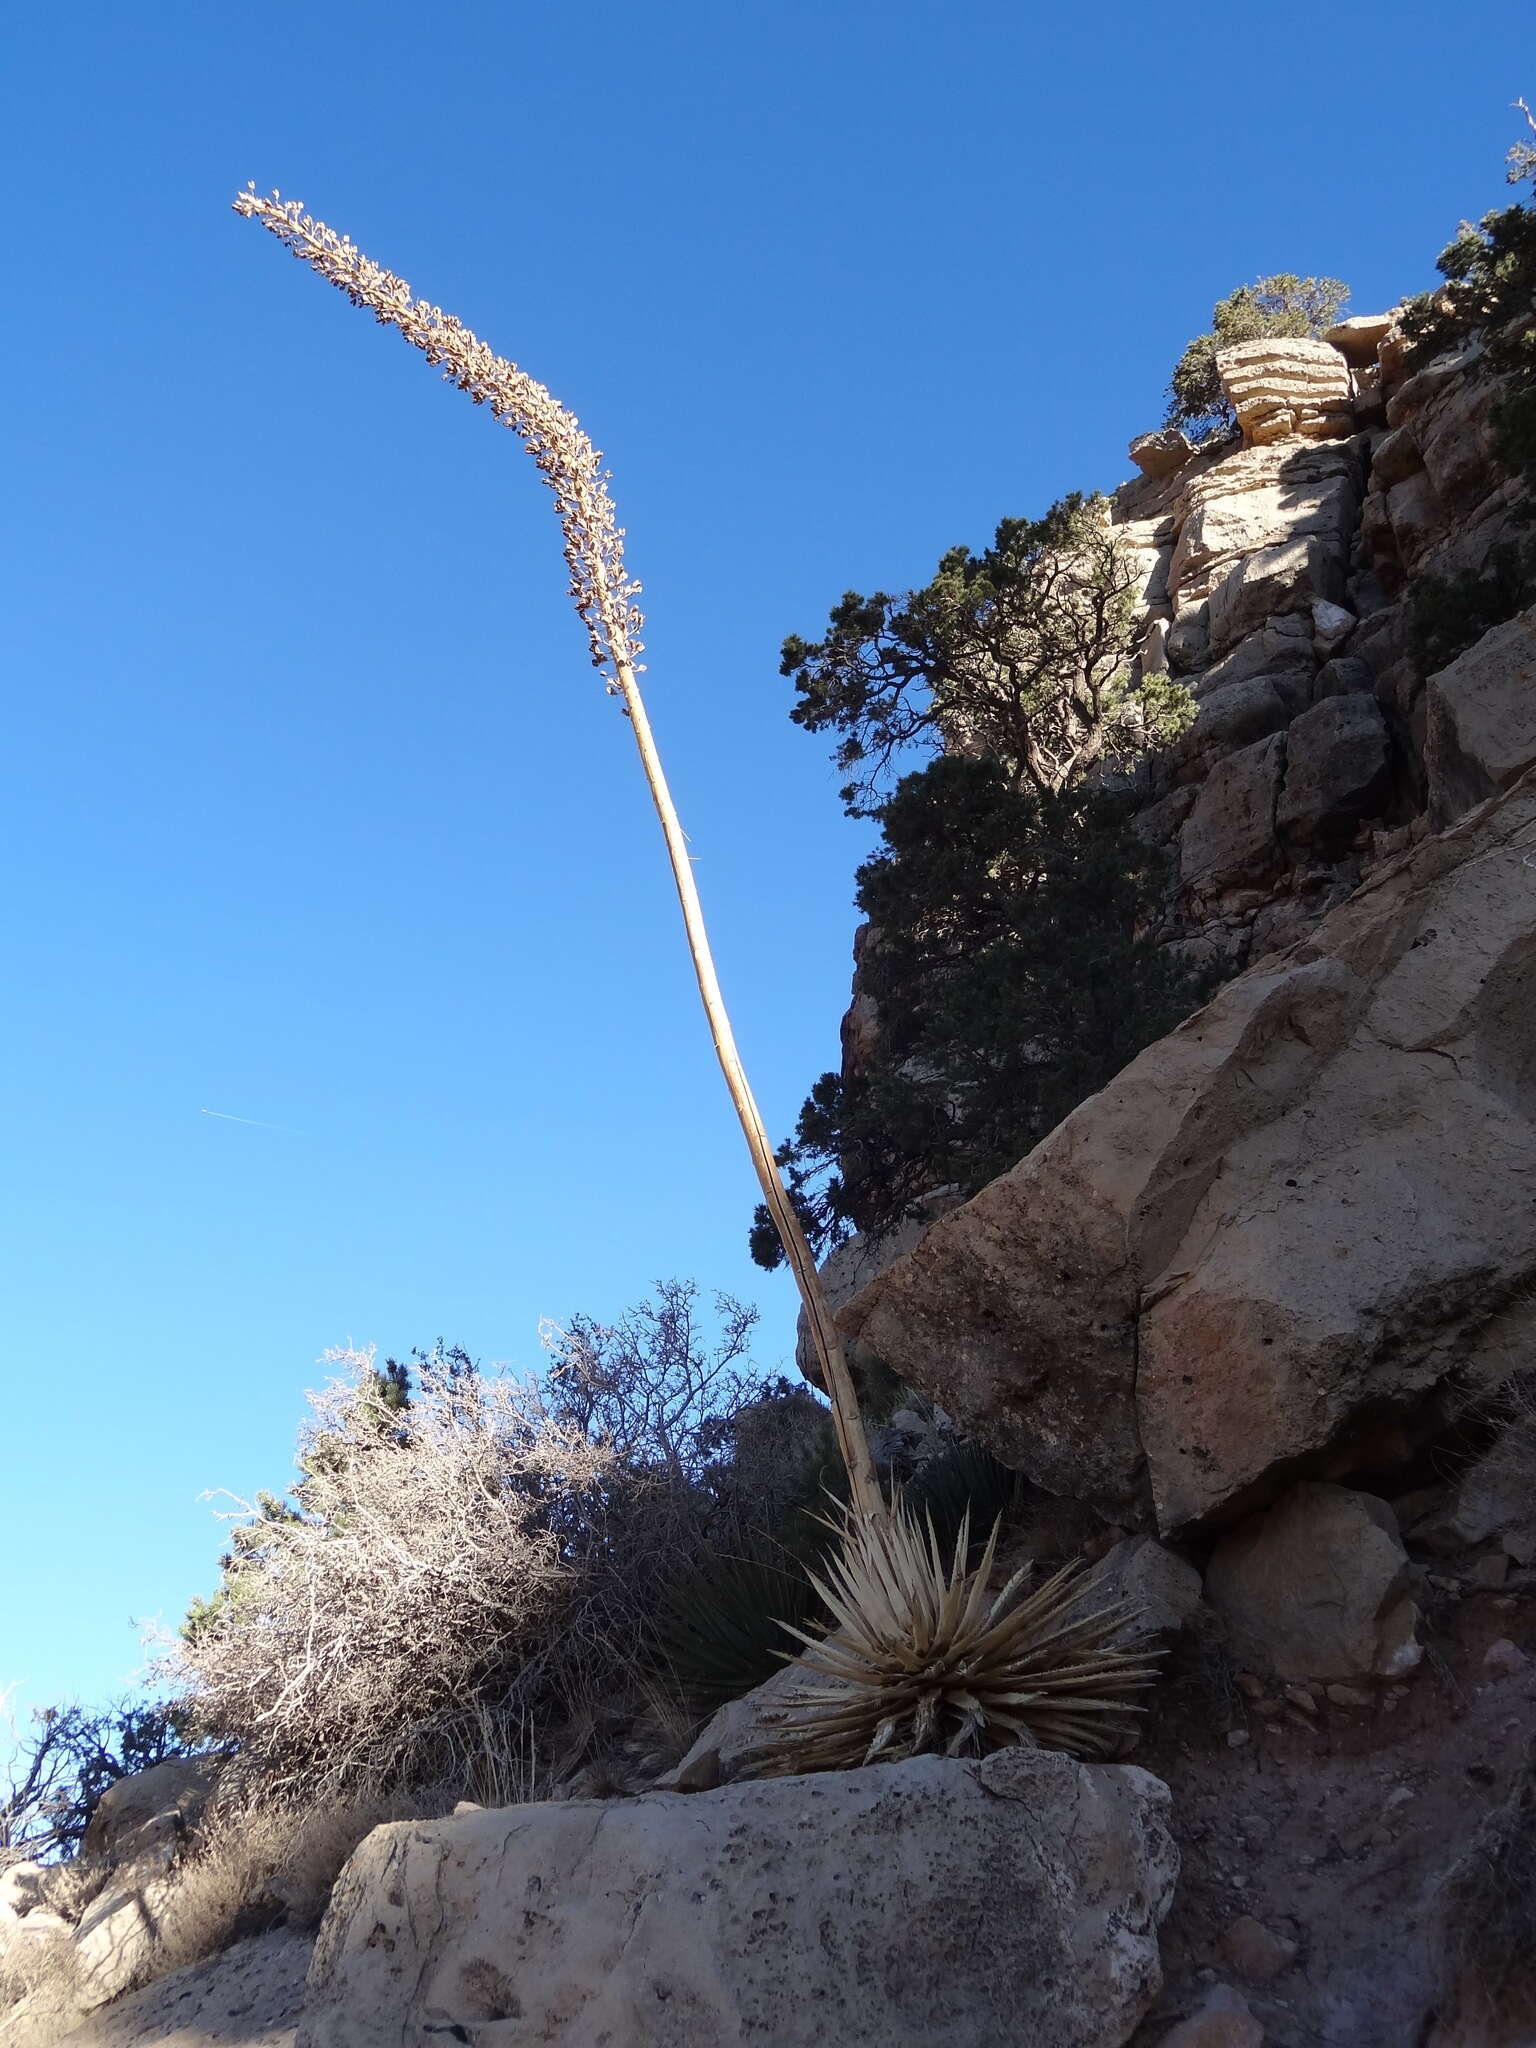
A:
[901,1441,1023,1561]
[1165,274,1350,439]
[783,494,1194,817]
[1400,114,1536,492]
[752,759,1211,1263]
[1408,543,1536,673]
[656,1545,829,1710]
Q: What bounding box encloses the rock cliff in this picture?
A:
[819,316,1536,1533]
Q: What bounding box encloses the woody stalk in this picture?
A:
[232,186,882,1523]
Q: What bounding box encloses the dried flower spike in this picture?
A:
[232,187,882,1522]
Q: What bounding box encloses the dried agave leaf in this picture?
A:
[756,1496,1161,1777]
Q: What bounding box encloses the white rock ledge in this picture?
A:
[298,1748,1177,2048]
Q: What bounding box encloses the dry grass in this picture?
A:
[757,1500,1159,1774]
[143,1788,433,1980]
[1441,1743,1536,2027]
[0,1919,81,2018]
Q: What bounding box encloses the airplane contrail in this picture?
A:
[199,1108,288,1131]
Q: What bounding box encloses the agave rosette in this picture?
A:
[762,1500,1159,1772]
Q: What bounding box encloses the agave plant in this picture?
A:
[656,1544,831,1710]
[758,1500,1159,1773]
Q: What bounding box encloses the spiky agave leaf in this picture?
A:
[655,1545,830,1709]
[755,1498,1160,1774]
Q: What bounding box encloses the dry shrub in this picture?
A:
[1441,1743,1536,2026]
[144,1787,436,1980]
[170,1298,826,1799]
[170,1352,615,1795]
[0,1923,81,2018]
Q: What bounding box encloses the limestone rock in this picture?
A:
[299,1750,1178,2048]
[1161,1984,1266,2046]
[794,1201,958,1387]
[1204,1483,1421,1684]
[1311,598,1355,656]
[838,773,1536,1530]
[1177,675,1290,772]
[1275,693,1392,845]
[1207,538,1346,656]
[1092,1535,1204,1641]
[653,1658,825,1789]
[1483,1637,1530,1678]
[1370,424,1423,490]
[39,1930,310,2048]
[1216,336,1352,445]
[1313,654,1377,701]
[1410,1422,1536,1561]
[1166,603,1211,672]
[1197,618,1316,699]
[82,1760,215,1867]
[1169,442,1358,609]
[1220,1912,1299,1984]
[1426,606,1536,823]
[1385,470,1446,568]
[1131,428,1194,478]
[71,1875,174,2009]
[1323,312,1398,366]
[1179,731,1286,889]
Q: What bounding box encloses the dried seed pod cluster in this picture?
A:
[232,187,644,690]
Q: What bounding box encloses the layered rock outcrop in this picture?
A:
[1214,335,1354,445]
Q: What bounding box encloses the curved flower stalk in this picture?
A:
[232,188,881,1523]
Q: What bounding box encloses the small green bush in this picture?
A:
[1408,543,1536,672]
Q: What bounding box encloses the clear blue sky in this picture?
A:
[3,0,1529,1730]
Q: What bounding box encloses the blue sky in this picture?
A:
[3,0,1530,1730]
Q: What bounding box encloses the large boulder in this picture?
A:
[1168,440,1358,609]
[299,1751,1178,2048]
[1178,730,1286,890]
[1204,1482,1421,1682]
[838,770,1536,1532]
[1426,605,1536,823]
[1206,536,1346,655]
[82,1759,217,1868]
[1275,692,1393,845]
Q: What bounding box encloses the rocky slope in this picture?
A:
[790,318,1536,2043]
[8,320,1535,2048]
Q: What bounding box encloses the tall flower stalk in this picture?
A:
[232,188,882,1523]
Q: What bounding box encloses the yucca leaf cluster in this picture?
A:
[761,1502,1158,1773]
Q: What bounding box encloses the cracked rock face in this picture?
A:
[837,773,1536,1532]
[298,1750,1177,2048]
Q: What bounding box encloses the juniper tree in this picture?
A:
[784,494,1192,817]
[752,758,1211,1264]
